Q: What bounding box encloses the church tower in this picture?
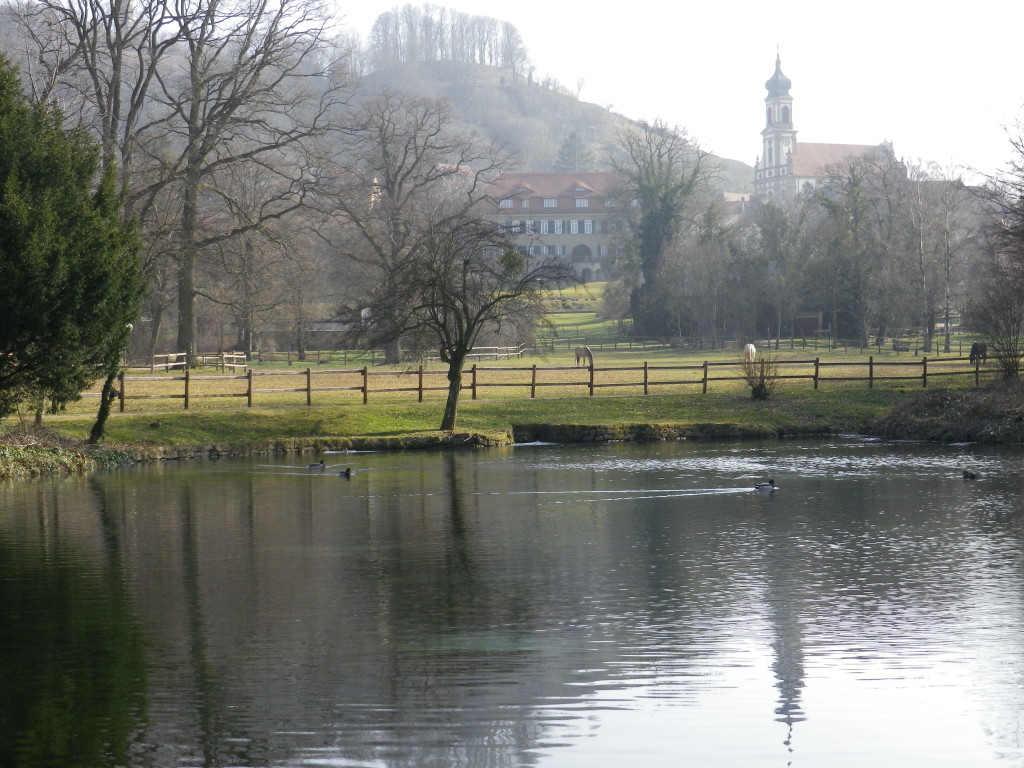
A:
[755,55,797,198]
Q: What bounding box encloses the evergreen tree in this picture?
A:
[554,132,594,173]
[610,120,715,336]
[0,56,141,427]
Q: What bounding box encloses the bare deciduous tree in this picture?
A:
[969,125,1024,378]
[321,91,576,429]
[8,0,352,362]
[321,91,513,363]
[344,209,576,430]
[152,0,350,360]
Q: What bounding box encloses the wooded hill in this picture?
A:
[362,60,753,193]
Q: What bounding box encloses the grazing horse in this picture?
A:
[969,342,987,365]
[574,346,594,367]
[743,343,756,363]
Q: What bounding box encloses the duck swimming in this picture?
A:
[962,470,979,480]
[340,467,353,478]
[754,479,777,491]
[308,461,326,469]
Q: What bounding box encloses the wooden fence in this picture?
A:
[543,335,976,357]
[253,349,384,366]
[151,352,246,371]
[92,354,994,411]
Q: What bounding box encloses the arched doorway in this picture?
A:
[571,244,592,263]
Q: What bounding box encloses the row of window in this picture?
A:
[501,219,621,235]
[516,245,565,256]
[756,167,789,180]
[500,197,616,210]
[515,244,614,257]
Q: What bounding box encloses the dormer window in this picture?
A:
[575,198,589,208]
[543,198,558,208]
[499,199,514,208]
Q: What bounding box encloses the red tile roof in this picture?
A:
[485,172,619,199]
[790,143,886,176]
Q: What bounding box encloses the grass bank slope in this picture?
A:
[870,381,1024,443]
[6,383,1018,478]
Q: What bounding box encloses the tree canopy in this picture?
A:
[610,120,716,336]
[0,56,141,418]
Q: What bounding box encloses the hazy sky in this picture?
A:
[341,1,1024,178]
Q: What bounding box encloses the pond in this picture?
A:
[2,437,1024,767]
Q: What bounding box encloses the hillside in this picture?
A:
[360,61,753,193]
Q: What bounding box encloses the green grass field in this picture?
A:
[32,290,993,447]
[44,384,915,448]
[66,336,988,416]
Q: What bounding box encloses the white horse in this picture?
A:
[743,343,756,363]
[574,346,594,366]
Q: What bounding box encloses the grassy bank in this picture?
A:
[5,376,1020,478]
[41,386,909,449]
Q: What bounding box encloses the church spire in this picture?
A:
[756,54,797,198]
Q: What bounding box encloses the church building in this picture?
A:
[754,56,891,199]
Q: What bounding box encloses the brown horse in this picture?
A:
[574,346,594,366]
[969,342,987,365]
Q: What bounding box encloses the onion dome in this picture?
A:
[765,55,792,98]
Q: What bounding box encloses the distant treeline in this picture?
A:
[369,5,531,77]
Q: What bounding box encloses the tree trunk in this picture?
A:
[147,303,164,360]
[440,354,466,431]
[177,161,201,365]
[943,256,953,353]
[176,254,196,362]
[89,366,120,444]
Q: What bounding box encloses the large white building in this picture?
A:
[754,55,891,199]
[483,172,623,282]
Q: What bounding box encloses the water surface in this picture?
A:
[2,438,1023,767]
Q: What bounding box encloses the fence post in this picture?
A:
[184,368,190,409]
[588,362,595,396]
[869,356,874,388]
[643,361,649,395]
[306,367,312,405]
[418,365,424,402]
[922,356,928,388]
[247,368,253,407]
[702,361,708,394]
[813,358,820,390]
[975,355,980,387]
[118,370,126,412]
[471,364,477,400]
[362,367,368,404]
[531,364,537,398]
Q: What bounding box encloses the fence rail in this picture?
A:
[541,335,976,357]
[85,354,994,412]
